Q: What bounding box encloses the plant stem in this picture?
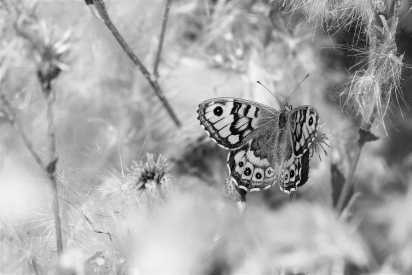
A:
[340,192,361,221]
[45,86,63,256]
[336,0,401,214]
[154,0,171,78]
[336,10,379,213]
[0,90,63,257]
[87,0,181,127]
[336,104,377,213]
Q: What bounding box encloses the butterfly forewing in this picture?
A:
[290,106,319,158]
[197,98,278,150]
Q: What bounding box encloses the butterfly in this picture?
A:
[197,97,319,199]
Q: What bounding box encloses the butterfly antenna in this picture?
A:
[285,74,310,102]
[256,81,281,104]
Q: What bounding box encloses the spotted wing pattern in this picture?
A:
[226,140,279,192]
[290,107,319,158]
[279,150,311,194]
[197,98,277,150]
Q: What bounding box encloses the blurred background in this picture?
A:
[1,0,412,274]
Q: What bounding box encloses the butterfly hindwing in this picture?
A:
[197,98,277,150]
[279,150,310,194]
[226,141,278,192]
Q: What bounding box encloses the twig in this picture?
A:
[336,108,376,213]
[154,0,171,78]
[336,17,379,213]
[86,0,181,127]
[44,84,63,256]
[1,82,64,258]
[0,96,44,274]
[336,0,400,213]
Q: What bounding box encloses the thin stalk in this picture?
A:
[45,86,63,256]
[336,104,377,213]
[336,0,401,213]
[1,90,63,258]
[340,193,361,221]
[87,0,181,127]
[336,6,379,213]
[154,0,171,78]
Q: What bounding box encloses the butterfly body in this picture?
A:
[197,97,319,196]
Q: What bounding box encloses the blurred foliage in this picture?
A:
[1,0,412,274]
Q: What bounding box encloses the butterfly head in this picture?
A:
[281,101,293,112]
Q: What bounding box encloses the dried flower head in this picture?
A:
[341,25,406,133]
[99,154,171,199]
[310,128,330,160]
[97,153,173,221]
[127,153,169,190]
[127,154,173,210]
[1,0,72,93]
